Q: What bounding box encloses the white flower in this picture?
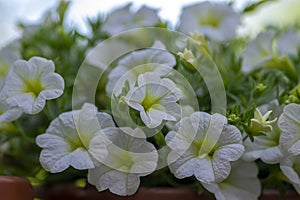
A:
[280,154,300,194]
[0,44,23,122]
[102,3,159,36]
[202,160,261,200]
[36,103,115,173]
[125,73,181,128]
[166,105,195,130]
[0,57,64,114]
[243,103,283,164]
[277,29,300,57]
[178,2,241,41]
[88,127,158,196]
[278,103,300,156]
[241,30,275,73]
[0,43,21,89]
[243,132,283,164]
[166,112,244,184]
[106,42,176,96]
[0,101,22,122]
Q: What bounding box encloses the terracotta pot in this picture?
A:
[0,176,34,200]
[34,185,214,200]
[259,190,299,200]
[34,185,300,200]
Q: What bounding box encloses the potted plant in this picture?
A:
[1,1,300,199]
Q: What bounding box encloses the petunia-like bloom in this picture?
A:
[0,43,21,89]
[202,160,261,200]
[0,57,64,114]
[280,154,300,194]
[178,2,241,41]
[88,127,158,196]
[241,30,275,73]
[243,103,283,164]
[36,103,115,173]
[166,112,244,184]
[106,41,176,96]
[0,44,23,122]
[125,73,181,128]
[277,29,300,57]
[102,3,159,36]
[278,103,300,156]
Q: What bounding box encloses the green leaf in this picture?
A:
[57,0,71,24]
[243,0,277,13]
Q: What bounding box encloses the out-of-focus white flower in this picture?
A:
[178,2,241,41]
[241,30,275,73]
[203,160,261,200]
[102,3,159,36]
[0,57,64,114]
[106,41,176,96]
[36,103,115,173]
[166,112,244,184]
[280,154,300,194]
[125,73,181,128]
[277,29,300,57]
[0,43,21,89]
[88,127,158,196]
[0,43,22,122]
[278,103,300,156]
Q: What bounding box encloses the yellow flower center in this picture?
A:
[198,14,220,28]
[23,78,44,97]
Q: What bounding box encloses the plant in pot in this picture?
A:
[1,1,300,200]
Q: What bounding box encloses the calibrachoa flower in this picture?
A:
[241,30,275,73]
[278,103,300,156]
[36,103,115,173]
[280,154,300,194]
[166,112,244,184]
[202,160,261,200]
[178,1,241,41]
[125,72,181,128]
[277,29,300,57]
[0,43,21,89]
[88,127,158,196]
[106,41,176,95]
[0,57,64,114]
[102,3,159,36]
[243,124,282,164]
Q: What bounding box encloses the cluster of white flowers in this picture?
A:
[3,1,300,199]
[37,103,158,195]
[241,29,300,73]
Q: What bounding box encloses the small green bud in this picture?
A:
[177,48,197,73]
[228,114,240,124]
[253,83,267,96]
